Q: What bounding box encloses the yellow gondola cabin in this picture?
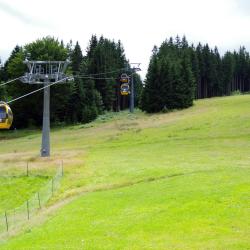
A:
[0,102,13,129]
[120,83,130,95]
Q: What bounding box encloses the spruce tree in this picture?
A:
[0,59,7,100]
[133,73,143,107]
[141,46,163,113]
[85,35,128,111]
[142,38,195,113]
[221,52,235,95]
[71,41,83,75]
[67,42,85,123]
[179,53,195,107]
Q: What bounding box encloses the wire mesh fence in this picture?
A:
[0,162,63,236]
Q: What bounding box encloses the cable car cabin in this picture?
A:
[120,73,129,83]
[120,83,130,95]
[0,102,13,129]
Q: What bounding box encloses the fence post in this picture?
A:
[52,178,54,196]
[37,192,41,209]
[61,160,64,176]
[13,208,16,224]
[26,162,29,177]
[27,200,30,220]
[5,211,8,232]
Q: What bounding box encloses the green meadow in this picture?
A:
[0,95,249,249]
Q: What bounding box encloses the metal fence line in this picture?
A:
[0,161,64,236]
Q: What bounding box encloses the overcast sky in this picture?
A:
[1,0,250,78]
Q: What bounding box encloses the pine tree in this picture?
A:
[221,52,235,95]
[133,73,143,107]
[179,53,195,107]
[160,57,175,110]
[67,42,85,122]
[190,45,200,99]
[86,35,98,64]
[81,78,100,123]
[2,45,22,81]
[141,46,162,112]
[85,35,128,111]
[213,47,223,96]
[142,38,195,113]
[196,43,205,98]
[0,58,7,100]
[71,41,83,75]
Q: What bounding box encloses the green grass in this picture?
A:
[0,158,57,214]
[0,176,49,214]
[2,169,249,250]
[0,95,249,249]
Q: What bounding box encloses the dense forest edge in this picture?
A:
[1,35,250,128]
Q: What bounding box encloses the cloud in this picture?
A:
[1,0,250,79]
[0,1,53,28]
[235,0,250,15]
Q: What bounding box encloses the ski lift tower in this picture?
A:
[20,60,70,157]
[129,63,141,113]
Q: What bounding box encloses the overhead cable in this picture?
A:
[6,77,71,104]
[72,67,128,77]
[73,75,115,80]
[0,77,21,87]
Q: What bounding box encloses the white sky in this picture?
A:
[1,0,250,78]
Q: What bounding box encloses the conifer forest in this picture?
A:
[1,35,250,127]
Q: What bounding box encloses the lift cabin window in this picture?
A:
[0,107,7,120]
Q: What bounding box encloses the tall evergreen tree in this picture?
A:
[141,38,195,113]
[71,41,83,74]
[67,42,85,123]
[141,46,164,112]
[222,52,235,95]
[85,35,128,111]
[0,58,7,100]
[133,73,143,107]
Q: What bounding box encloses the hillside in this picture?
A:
[0,95,249,249]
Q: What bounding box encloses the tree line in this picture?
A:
[141,36,250,113]
[0,35,250,127]
[0,36,143,128]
